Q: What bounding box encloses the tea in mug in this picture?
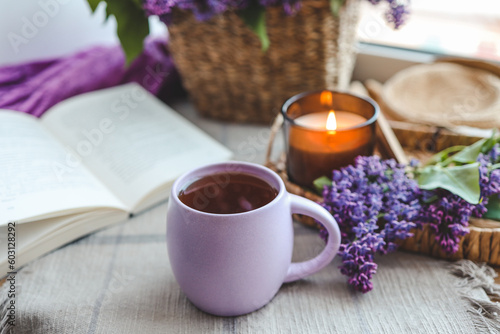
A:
[178,172,278,214]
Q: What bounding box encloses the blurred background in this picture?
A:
[359,0,500,62]
[0,0,499,79]
[0,0,166,66]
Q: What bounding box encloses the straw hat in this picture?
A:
[382,62,500,129]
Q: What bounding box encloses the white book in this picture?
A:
[0,83,233,275]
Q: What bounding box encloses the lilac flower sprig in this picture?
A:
[320,156,421,293]
[418,143,500,254]
[144,0,411,27]
[87,0,411,63]
[143,0,411,51]
[417,191,474,254]
[318,138,500,293]
[383,0,411,29]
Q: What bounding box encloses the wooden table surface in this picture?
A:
[1,258,499,302]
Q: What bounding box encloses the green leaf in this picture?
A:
[425,145,466,166]
[451,138,487,164]
[330,0,346,16]
[313,176,332,194]
[86,0,149,64]
[129,0,143,7]
[87,0,102,12]
[484,196,500,221]
[491,163,500,170]
[237,3,270,51]
[417,163,481,204]
[451,131,500,165]
[482,130,499,154]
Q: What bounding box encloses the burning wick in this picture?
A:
[326,111,337,131]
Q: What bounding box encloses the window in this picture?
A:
[358,0,500,62]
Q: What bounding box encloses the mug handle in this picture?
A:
[283,194,341,283]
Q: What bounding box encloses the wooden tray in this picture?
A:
[265,81,500,266]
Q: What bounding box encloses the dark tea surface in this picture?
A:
[178,172,278,214]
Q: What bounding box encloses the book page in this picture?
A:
[0,111,127,224]
[41,84,232,211]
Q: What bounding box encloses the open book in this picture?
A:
[0,83,232,275]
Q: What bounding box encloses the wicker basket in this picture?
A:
[168,0,360,123]
[265,112,500,267]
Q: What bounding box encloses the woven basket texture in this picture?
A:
[168,0,360,123]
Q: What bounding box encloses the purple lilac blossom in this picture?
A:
[143,0,176,23]
[143,0,410,28]
[384,0,410,29]
[320,155,420,293]
[418,191,473,254]
[144,0,250,23]
[282,0,301,15]
[320,145,500,292]
[419,143,500,255]
[339,239,378,293]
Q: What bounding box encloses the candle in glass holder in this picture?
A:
[282,91,379,188]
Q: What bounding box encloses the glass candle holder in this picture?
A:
[281,90,379,188]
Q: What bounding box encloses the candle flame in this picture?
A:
[326,111,337,130]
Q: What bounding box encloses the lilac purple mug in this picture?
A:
[167,161,341,316]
